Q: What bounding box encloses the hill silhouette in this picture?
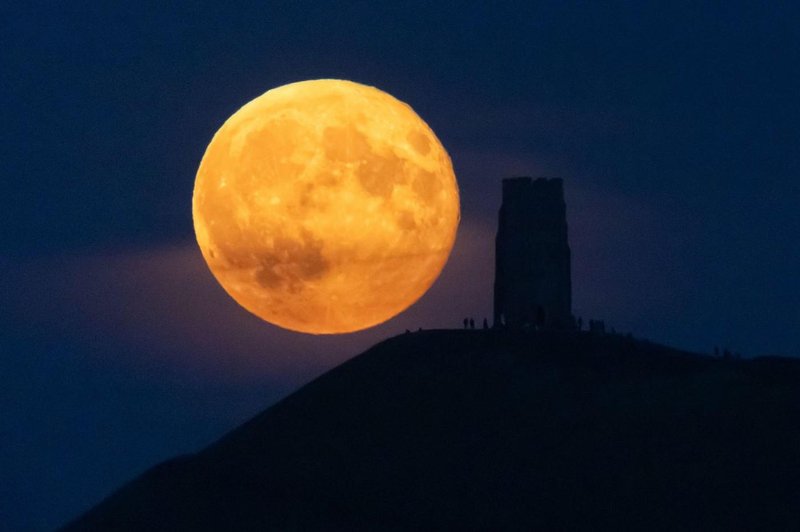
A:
[64,330,800,530]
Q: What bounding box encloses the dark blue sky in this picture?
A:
[2,2,799,529]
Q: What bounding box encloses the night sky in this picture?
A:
[3,2,799,529]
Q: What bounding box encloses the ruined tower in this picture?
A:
[493,177,573,329]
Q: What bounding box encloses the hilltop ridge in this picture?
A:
[64,330,800,530]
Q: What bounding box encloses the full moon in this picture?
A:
[193,79,460,334]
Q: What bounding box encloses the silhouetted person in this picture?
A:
[463,318,468,329]
[483,318,489,329]
[469,318,475,329]
[589,319,605,334]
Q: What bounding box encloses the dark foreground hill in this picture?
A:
[64,330,800,530]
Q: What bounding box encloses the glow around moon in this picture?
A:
[192,80,460,334]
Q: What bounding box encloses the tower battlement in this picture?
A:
[494,177,572,329]
[502,176,563,197]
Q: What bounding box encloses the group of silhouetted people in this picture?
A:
[714,346,742,359]
[462,317,490,330]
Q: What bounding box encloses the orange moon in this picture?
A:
[192,80,460,334]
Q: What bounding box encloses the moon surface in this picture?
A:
[192,79,460,334]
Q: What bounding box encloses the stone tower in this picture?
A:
[493,177,573,329]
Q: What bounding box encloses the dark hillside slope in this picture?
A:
[65,330,800,530]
